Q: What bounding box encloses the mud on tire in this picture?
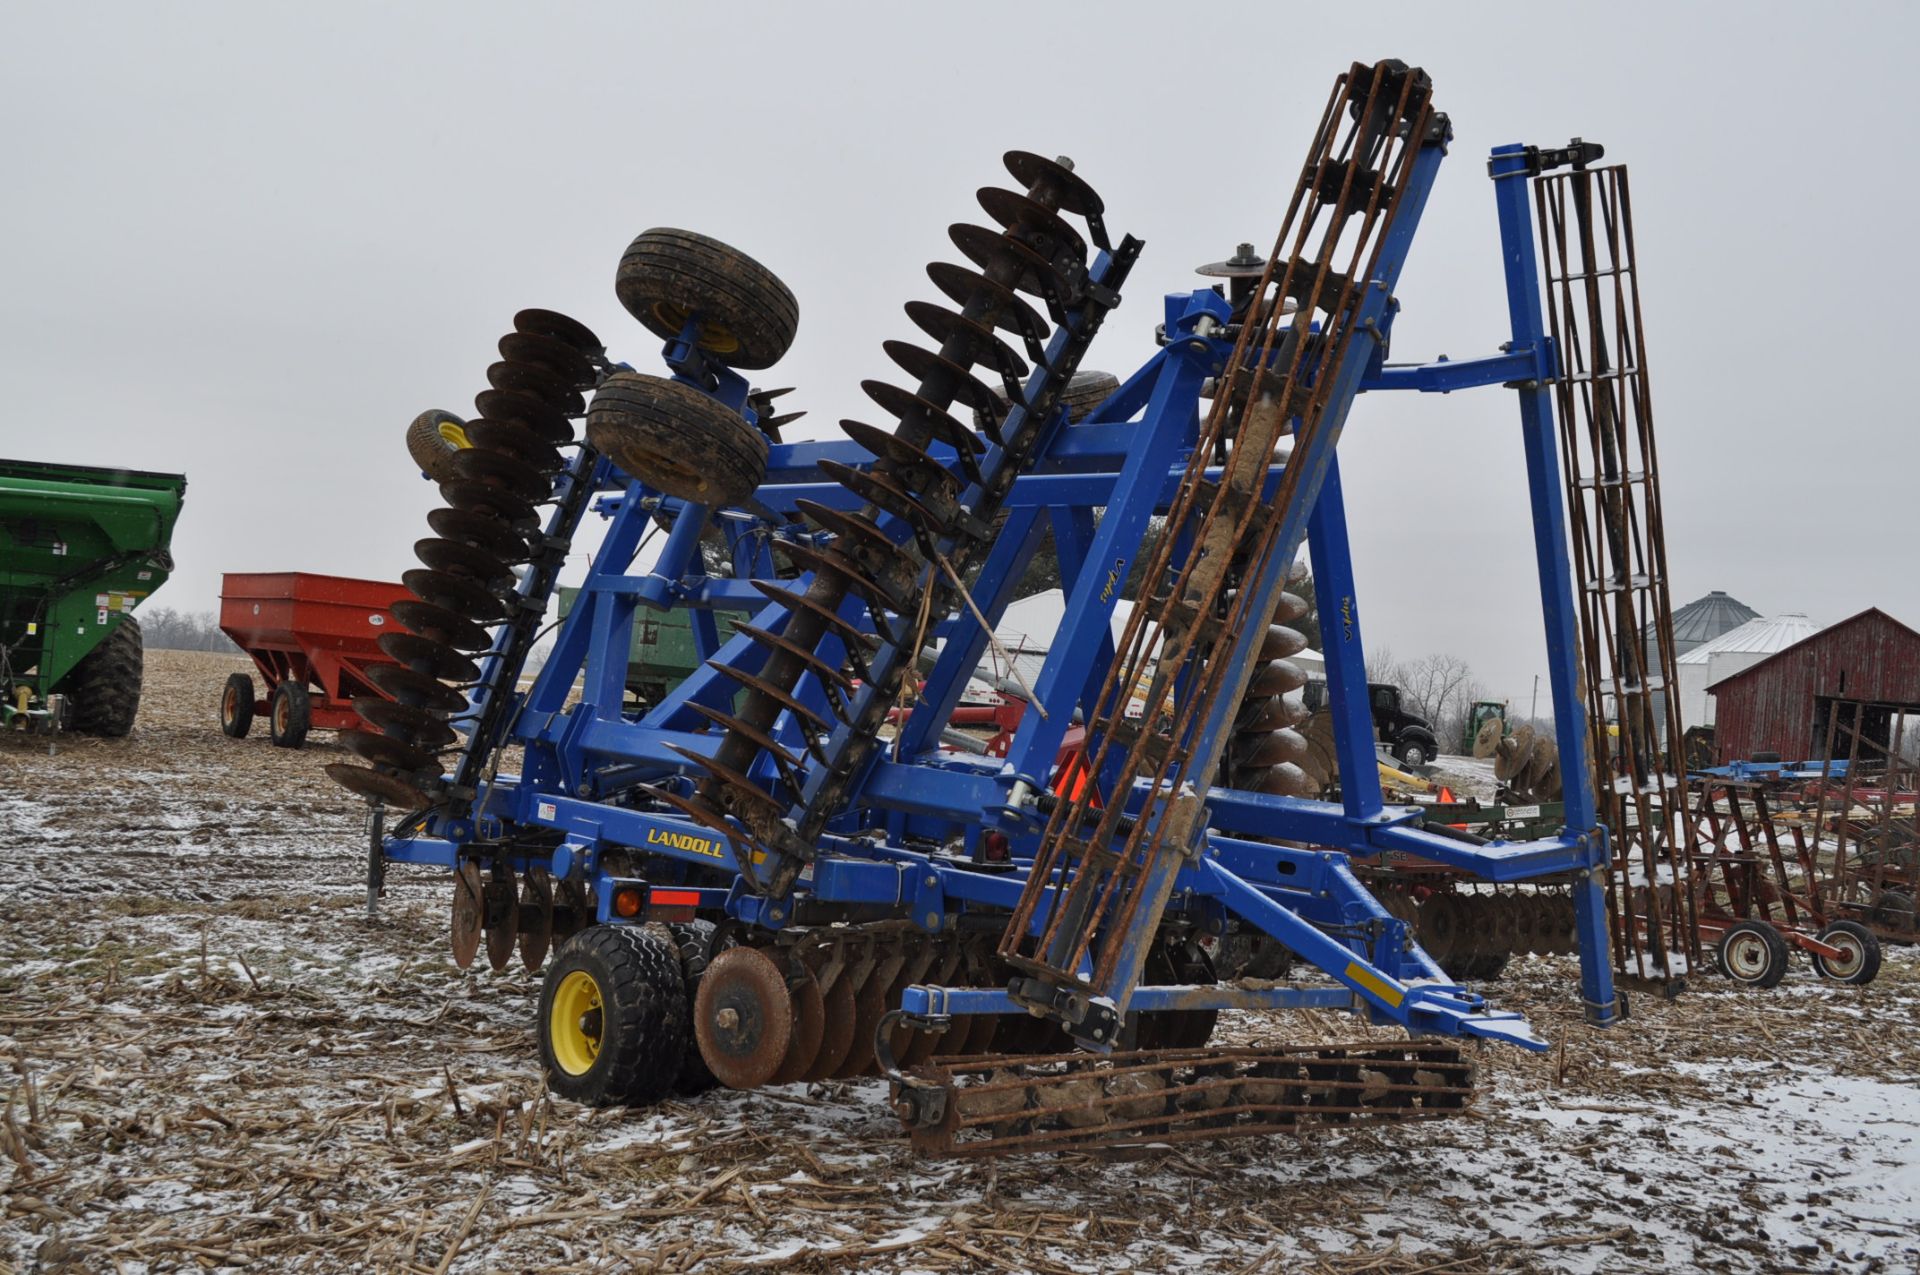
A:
[586,372,769,507]
[62,615,143,738]
[616,228,799,371]
[538,925,690,1107]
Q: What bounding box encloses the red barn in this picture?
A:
[1709,608,1920,763]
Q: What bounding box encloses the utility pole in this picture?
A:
[1529,673,1539,724]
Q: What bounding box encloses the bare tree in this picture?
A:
[139,608,238,653]
[1397,653,1482,755]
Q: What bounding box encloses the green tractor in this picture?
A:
[0,459,187,735]
[1464,698,1509,758]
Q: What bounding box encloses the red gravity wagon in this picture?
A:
[218,572,414,747]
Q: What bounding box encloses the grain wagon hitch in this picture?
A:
[334,60,1640,1156]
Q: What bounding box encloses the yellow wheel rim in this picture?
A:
[549,969,605,1076]
[649,301,740,356]
[438,421,471,450]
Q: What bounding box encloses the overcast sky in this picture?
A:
[3,3,1914,711]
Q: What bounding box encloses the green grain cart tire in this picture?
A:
[62,615,144,738]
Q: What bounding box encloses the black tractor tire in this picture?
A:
[586,372,768,507]
[538,925,690,1107]
[1811,920,1882,985]
[220,672,255,738]
[666,919,721,1095]
[62,615,144,738]
[406,409,470,482]
[1716,919,1790,989]
[616,228,799,371]
[269,681,311,749]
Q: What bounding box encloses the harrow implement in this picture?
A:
[336,59,1647,1156]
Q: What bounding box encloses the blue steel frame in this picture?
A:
[387,139,1625,1055]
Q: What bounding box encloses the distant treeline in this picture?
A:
[139,608,238,653]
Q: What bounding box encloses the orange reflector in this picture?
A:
[1438,786,1456,803]
[613,887,644,918]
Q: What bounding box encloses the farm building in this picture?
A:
[1676,612,1819,730]
[1647,590,1759,736]
[1709,607,1920,762]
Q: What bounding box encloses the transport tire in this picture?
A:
[220,672,255,738]
[666,919,722,1095]
[1056,369,1121,423]
[615,228,799,370]
[538,925,690,1107]
[63,615,143,738]
[268,681,311,749]
[405,409,470,482]
[1810,920,1881,985]
[1394,739,1429,769]
[586,371,768,506]
[1715,919,1790,989]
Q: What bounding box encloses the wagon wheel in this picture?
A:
[219,672,255,739]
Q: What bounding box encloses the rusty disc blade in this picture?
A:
[862,380,985,456]
[519,866,554,972]
[836,951,901,1079]
[474,387,574,446]
[447,446,551,504]
[1003,151,1105,217]
[337,727,437,775]
[514,308,604,358]
[426,506,532,562]
[365,662,469,713]
[483,863,519,973]
[325,762,429,809]
[450,862,484,969]
[352,696,457,750]
[499,331,594,384]
[402,567,505,624]
[803,970,857,1081]
[882,340,1002,418]
[440,482,541,534]
[839,419,947,477]
[904,301,1027,379]
[976,186,1087,262]
[947,223,1062,302]
[694,946,794,1090]
[487,360,583,414]
[462,417,563,473]
[376,631,481,684]
[925,262,1048,340]
[391,598,492,653]
[414,537,514,586]
[768,968,825,1085]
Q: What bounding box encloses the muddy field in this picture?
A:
[1,649,1915,1274]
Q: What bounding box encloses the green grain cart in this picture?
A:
[0,459,187,734]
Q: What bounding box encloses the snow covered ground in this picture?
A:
[0,651,1914,1273]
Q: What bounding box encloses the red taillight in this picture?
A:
[646,888,700,922]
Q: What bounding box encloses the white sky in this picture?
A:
[3,2,1914,709]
